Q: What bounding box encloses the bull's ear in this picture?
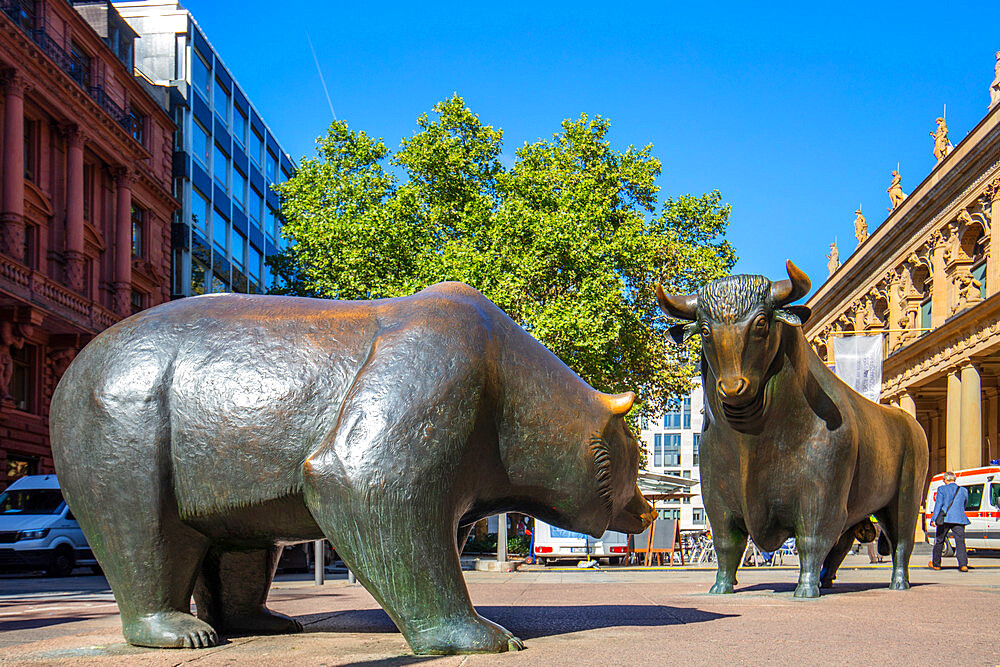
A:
[669,322,698,344]
[775,305,811,327]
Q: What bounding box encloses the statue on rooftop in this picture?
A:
[990,51,1000,110]
[854,209,868,246]
[930,117,952,163]
[827,242,840,275]
[887,170,907,210]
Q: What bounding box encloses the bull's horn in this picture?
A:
[604,391,636,417]
[771,259,811,305]
[654,283,697,320]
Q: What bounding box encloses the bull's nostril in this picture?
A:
[718,377,749,398]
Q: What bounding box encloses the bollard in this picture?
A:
[497,512,507,564]
[314,540,324,586]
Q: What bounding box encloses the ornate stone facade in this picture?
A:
[0,1,176,489]
[805,93,1000,494]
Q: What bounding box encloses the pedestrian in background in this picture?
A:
[929,471,970,571]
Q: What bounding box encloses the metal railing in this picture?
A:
[1,5,132,131]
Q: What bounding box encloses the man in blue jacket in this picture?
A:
[929,471,970,571]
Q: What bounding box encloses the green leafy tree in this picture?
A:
[271,94,735,416]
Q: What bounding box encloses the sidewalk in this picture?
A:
[2,556,998,665]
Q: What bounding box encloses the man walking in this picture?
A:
[929,471,970,571]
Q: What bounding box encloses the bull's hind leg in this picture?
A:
[303,329,523,654]
[194,547,302,636]
[819,529,856,588]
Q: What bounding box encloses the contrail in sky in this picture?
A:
[306,31,336,120]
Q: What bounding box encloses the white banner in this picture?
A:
[833,334,883,404]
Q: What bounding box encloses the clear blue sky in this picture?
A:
[184,0,1000,288]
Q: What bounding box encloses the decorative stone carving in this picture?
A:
[827,242,840,275]
[0,321,33,401]
[854,208,868,246]
[954,272,983,312]
[887,170,907,210]
[930,117,953,163]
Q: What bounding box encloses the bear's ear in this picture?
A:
[603,391,635,417]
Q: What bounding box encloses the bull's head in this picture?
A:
[654,260,811,428]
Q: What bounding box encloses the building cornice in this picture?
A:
[804,104,1000,337]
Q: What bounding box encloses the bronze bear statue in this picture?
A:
[51,282,653,654]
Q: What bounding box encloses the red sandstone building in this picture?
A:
[0,0,176,488]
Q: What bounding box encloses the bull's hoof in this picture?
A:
[819,578,834,589]
[793,583,820,598]
[709,581,735,594]
[124,611,220,649]
[219,609,303,636]
[888,578,910,591]
[407,614,524,654]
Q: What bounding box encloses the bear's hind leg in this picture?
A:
[79,504,215,648]
[194,546,303,636]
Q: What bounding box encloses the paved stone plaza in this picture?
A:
[2,552,998,666]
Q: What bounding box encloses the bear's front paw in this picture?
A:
[407,614,524,655]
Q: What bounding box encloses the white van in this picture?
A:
[924,465,1000,551]
[0,475,99,576]
[532,519,629,565]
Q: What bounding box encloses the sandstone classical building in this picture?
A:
[805,94,1000,488]
[0,0,176,488]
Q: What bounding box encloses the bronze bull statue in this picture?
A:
[50,282,654,654]
[656,261,927,597]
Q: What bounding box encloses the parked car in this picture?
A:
[532,519,629,565]
[0,475,99,576]
[924,465,1000,553]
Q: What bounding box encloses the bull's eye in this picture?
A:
[700,324,711,339]
[753,314,769,336]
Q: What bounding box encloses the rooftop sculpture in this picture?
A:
[854,208,868,246]
[50,283,654,654]
[887,170,907,210]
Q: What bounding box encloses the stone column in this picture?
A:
[945,367,962,471]
[985,387,998,465]
[63,126,85,291]
[929,411,941,475]
[899,391,916,417]
[989,178,1000,296]
[959,362,982,470]
[1,71,28,258]
[113,168,133,316]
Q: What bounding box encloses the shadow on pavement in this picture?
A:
[736,581,928,595]
[300,604,737,639]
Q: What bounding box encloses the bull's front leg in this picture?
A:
[793,530,840,598]
[709,518,748,594]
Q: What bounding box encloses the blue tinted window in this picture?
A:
[653,433,662,467]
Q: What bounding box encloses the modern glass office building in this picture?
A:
[113,1,294,296]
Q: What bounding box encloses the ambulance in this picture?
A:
[923,465,1000,552]
[531,519,630,565]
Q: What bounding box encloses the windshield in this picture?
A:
[963,484,984,512]
[0,489,64,515]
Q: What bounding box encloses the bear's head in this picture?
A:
[500,389,655,539]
